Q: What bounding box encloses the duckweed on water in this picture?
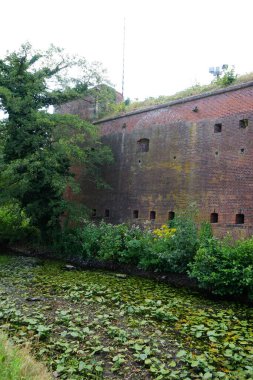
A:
[0,254,253,379]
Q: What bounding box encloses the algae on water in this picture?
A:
[0,254,253,379]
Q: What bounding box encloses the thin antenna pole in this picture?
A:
[122,17,126,98]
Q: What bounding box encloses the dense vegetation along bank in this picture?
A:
[3,200,253,300]
[0,254,253,379]
[53,218,253,302]
[0,332,52,380]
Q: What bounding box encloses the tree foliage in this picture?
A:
[215,64,237,86]
[0,43,113,238]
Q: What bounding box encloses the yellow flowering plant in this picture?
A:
[153,224,176,239]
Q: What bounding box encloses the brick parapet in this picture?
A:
[94,81,253,124]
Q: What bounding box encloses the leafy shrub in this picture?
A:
[198,221,213,248]
[52,228,84,259]
[116,225,148,264]
[0,202,37,243]
[77,221,103,259]
[97,223,150,265]
[56,222,154,265]
[189,236,253,299]
[138,217,198,273]
[96,222,128,261]
[53,221,102,260]
[55,214,199,273]
[216,66,237,86]
[53,213,253,301]
[135,230,159,270]
[153,225,176,239]
[167,215,199,272]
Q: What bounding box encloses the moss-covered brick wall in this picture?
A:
[68,82,253,236]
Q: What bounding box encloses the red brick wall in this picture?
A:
[56,87,123,121]
[73,82,253,236]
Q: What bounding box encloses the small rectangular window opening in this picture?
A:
[239,119,248,129]
[168,211,175,220]
[214,123,222,133]
[210,212,218,223]
[137,138,149,152]
[133,210,139,219]
[235,213,244,224]
[105,209,110,218]
[92,209,96,217]
[150,211,156,220]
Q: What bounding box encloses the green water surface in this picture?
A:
[0,254,253,379]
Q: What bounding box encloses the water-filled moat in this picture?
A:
[0,254,253,379]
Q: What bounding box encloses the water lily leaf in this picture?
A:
[138,353,148,360]
[176,350,187,357]
[191,360,200,367]
[203,372,212,379]
[133,343,144,351]
[56,365,65,373]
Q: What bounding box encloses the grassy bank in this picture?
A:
[0,333,51,380]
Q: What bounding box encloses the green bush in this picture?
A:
[52,228,84,259]
[198,221,213,248]
[77,221,103,259]
[96,222,149,264]
[189,236,253,299]
[98,223,128,261]
[55,215,199,273]
[0,202,37,243]
[56,222,153,265]
[53,221,102,260]
[216,66,237,86]
[137,216,198,273]
[53,214,253,301]
[167,215,198,272]
[115,225,148,265]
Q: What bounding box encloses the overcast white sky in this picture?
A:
[1,0,253,100]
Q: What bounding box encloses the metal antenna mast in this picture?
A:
[121,17,126,98]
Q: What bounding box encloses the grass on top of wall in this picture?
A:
[107,72,253,116]
[0,333,52,380]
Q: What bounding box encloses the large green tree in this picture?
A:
[0,43,113,238]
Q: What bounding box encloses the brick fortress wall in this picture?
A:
[65,82,253,237]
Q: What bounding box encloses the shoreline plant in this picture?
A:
[51,214,253,301]
[0,333,52,380]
